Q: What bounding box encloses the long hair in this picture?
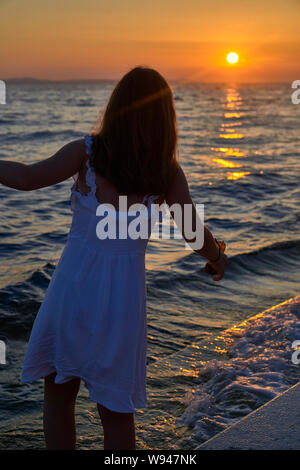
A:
[90,66,179,199]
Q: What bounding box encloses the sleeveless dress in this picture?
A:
[21,134,159,413]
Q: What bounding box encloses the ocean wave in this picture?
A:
[228,239,300,273]
[3,129,82,143]
[149,238,300,290]
[0,263,55,339]
[176,295,300,447]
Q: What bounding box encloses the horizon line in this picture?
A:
[2,76,292,85]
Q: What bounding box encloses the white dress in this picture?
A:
[21,134,159,413]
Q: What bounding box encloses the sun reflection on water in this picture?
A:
[219,133,244,139]
[224,112,243,118]
[213,158,242,168]
[227,171,251,180]
[210,87,252,181]
[210,147,246,157]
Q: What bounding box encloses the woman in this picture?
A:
[0,66,228,450]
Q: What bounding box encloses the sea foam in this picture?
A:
[176,295,300,446]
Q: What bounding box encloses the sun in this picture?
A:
[227,52,239,64]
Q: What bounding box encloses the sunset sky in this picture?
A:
[1,0,300,82]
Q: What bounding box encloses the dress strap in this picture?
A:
[84,134,97,196]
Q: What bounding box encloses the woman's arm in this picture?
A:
[0,138,86,191]
[165,165,219,259]
[165,165,228,280]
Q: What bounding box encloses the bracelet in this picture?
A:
[208,239,221,262]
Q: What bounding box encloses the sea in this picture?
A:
[0,80,299,449]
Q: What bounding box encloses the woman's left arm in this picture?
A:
[0,138,86,191]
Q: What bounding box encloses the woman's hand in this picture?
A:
[201,252,229,281]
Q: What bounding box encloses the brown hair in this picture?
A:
[90,66,179,199]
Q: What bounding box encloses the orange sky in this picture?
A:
[1,0,300,82]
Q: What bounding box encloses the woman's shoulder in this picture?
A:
[63,137,86,159]
[67,136,93,164]
[68,134,93,150]
[68,136,92,175]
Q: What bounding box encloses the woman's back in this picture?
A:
[74,137,154,211]
[68,134,159,254]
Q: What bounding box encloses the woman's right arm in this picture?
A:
[165,165,228,281]
[0,139,86,191]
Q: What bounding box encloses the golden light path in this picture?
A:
[212,158,242,168]
[227,171,251,180]
[209,87,251,181]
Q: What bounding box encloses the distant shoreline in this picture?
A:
[4,77,117,84]
[2,77,291,85]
